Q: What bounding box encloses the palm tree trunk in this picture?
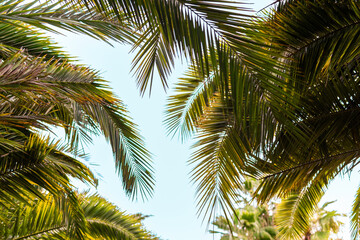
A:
[304,231,311,240]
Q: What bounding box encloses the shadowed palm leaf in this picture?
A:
[242,1,360,239]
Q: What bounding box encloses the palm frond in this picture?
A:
[168,58,282,220]
[261,0,360,96]
[81,102,154,200]
[0,0,136,45]
[0,192,157,240]
[190,94,250,222]
[0,51,154,199]
[351,185,360,239]
[82,194,157,239]
[275,184,325,240]
[0,22,68,60]
[165,65,218,140]
[0,132,95,205]
[131,26,175,95]
[76,0,291,99]
[255,58,360,201]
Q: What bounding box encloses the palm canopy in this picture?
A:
[163,5,291,223]
[253,1,360,238]
[0,0,154,205]
[32,0,294,223]
[275,195,345,240]
[211,178,278,240]
[75,0,291,97]
[164,0,360,237]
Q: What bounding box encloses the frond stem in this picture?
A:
[262,148,360,179]
[14,225,65,240]
[289,20,360,58]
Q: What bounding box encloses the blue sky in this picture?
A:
[50,1,358,239]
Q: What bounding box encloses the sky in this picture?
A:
[50,1,359,239]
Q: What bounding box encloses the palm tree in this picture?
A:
[0,1,281,214]
[211,178,277,240]
[210,178,277,240]
[23,1,357,239]
[213,198,344,240]
[0,0,155,205]
[0,192,158,239]
[252,1,360,239]
[42,0,289,224]
[212,206,277,240]
[312,202,344,240]
[212,178,344,240]
[163,3,294,223]
[5,1,353,240]
[163,1,360,238]
[0,1,275,237]
[0,1,159,237]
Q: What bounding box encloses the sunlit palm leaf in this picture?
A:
[82,194,157,239]
[274,184,325,240]
[168,59,281,220]
[0,132,95,205]
[352,185,360,239]
[0,192,157,239]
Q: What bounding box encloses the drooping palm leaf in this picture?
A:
[166,58,281,220]
[75,0,292,102]
[0,51,154,200]
[165,64,219,140]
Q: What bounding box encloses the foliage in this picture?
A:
[212,205,277,240]
[276,196,344,240]
[211,178,277,240]
[212,179,344,240]
[0,0,154,205]
[254,1,360,238]
[0,192,158,240]
[0,0,158,238]
[1,0,357,238]
[33,0,290,224]
[213,199,344,240]
[59,0,291,223]
[161,0,360,238]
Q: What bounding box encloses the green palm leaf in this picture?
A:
[165,64,218,140]
[0,51,154,199]
[76,0,290,100]
[351,186,360,239]
[0,192,157,240]
[274,184,324,240]
[0,132,95,205]
[0,0,136,45]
